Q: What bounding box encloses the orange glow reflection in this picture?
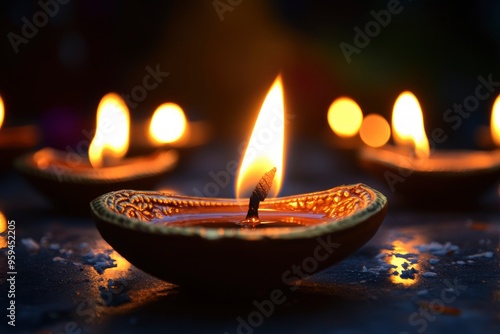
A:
[392,92,430,158]
[0,95,4,130]
[149,103,187,145]
[360,114,390,148]
[88,93,130,168]
[236,75,285,199]
[387,240,420,286]
[491,95,500,146]
[107,252,131,277]
[94,240,131,278]
[0,211,7,249]
[327,97,363,137]
[380,235,427,286]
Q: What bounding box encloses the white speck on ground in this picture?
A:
[362,262,397,274]
[394,253,419,260]
[466,251,493,259]
[421,272,437,277]
[415,242,459,255]
[417,289,429,296]
[82,250,117,274]
[48,243,61,250]
[21,238,40,253]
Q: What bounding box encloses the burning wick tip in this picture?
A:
[240,167,277,227]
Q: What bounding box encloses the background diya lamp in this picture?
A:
[360,91,500,205]
[15,93,178,211]
[0,94,39,173]
[91,76,388,293]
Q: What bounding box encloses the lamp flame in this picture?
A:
[491,95,500,147]
[392,91,430,158]
[327,97,363,137]
[0,211,6,249]
[149,103,187,144]
[236,76,285,199]
[88,93,130,168]
[0,95,4,129]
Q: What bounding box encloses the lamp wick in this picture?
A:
[240,167,276,227]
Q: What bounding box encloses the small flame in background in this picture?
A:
[392,91,430,158]
[491,94,500,146]
[360,114,391,148]
[88,93,130,168]
[327,97,363,138]
[0,94,5,130]
[0,211,7,249]
[236,75,285,199]
[149,103,187,145]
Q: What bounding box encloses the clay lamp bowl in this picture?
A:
[360,146,500,206]
[14,148,179,212]
[359,91,500,206]
[90,183,388,294]
[0,125,39,174]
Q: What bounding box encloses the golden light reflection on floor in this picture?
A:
[79,239,175,319]
[0,211,7,249]
[105,252,131,278]
[94,239,131,279]
[383,235,428,286]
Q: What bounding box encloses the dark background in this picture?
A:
[1,3,499,333]
[1,0,500,149]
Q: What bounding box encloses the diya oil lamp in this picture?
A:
[15,93,178,211]
[90,76,388,292]
[360,91,500,205]
[0,94,39,173]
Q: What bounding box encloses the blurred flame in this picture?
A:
[360,114,390,148]
[327,97,363,137]
[149,103,187,144]
[0,95,4,129]
[392,92,430,158]
[491,95,500,146]
[88,93,130,168]
[0,211,7,248]
[236,75,285,199]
